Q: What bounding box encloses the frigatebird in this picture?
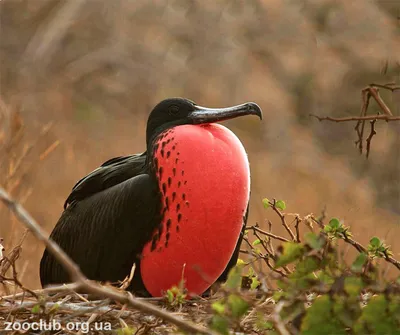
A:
[40,98,262,297]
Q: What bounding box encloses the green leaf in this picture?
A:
[31,304,40,313]
[344,276,364,296]
[275,242,305,268]
[301,296,347,335]
[250,276,261,290]
[236,258,246,266]
[116,327,136,335]
[252,239,261,246]
[295,257,320,275]
[354,295,400,335]
[369,236,381,248]
[315,271,334,285]
[262,198,270,209]
[328,218,341,229]
[351,253,368,272]
[304,233,324,250]
[228,294,250,318]
[166,289,174,303]
[273,290,285,301]
[225,265,243,290]
[275,200,286,210]
[333,297,361,328]
[211,315,229,335]
[212,301,226,314]
[256,316,274,330]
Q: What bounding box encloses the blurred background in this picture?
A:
[0,0,399,290]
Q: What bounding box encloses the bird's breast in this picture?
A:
[141,123,250,297]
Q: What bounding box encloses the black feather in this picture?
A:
[64,153,146,209]
[40,173,161,295]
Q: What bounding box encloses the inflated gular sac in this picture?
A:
[141,124,250,296]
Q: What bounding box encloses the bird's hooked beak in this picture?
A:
[189,102,262,124]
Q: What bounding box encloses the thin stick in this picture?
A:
[310,114,400,122]
[246,226,290,243]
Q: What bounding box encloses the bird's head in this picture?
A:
[146,98,262,145]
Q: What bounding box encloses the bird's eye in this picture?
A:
[168,105,180,115]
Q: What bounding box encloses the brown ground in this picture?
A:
[0,0,399,293]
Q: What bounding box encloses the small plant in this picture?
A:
[165,284,187,307]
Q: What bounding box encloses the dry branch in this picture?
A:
[311,83,400,158]
[0,187,214,335]
[310,115,400,122]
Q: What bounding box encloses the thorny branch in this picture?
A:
[311,83,400,158]
[0,187,215,335]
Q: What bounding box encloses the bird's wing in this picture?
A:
[64,152,147,208]
[40,173,160,291]
[216,203,249,282]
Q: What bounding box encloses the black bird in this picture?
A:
[40,98,262,297]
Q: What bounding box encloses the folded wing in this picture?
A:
[40,155,160,292]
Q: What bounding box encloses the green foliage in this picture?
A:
[262,198,270,209]
[354,295,400,335]
[165,279,187,307]
[211,314,229,335]
[368,236,392,258]
[250,276,261,290]
[228,198,400,334]
[301,296,348,335]
[224,263,244,290]
[270,217,400,334]
[275,242,305,268]
[323,217,352,239]
[304,232,324,250]
[351,252,368,272]
[31,304,41,313]
[202,198,400,334]
[275,200,286,210]
[210,263,253,334]
[228,294,249,318]
[212,301,226,314]
[116,327,137,335]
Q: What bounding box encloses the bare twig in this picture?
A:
[311,82,400,158]
[367,86,392,116]
[271,301,291,335]
[310,114,400,122]
[365,120,377,158]
[246,226,290,243]
[354,88,370,154]
[293,217,301,243]
[0,187,214,335]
